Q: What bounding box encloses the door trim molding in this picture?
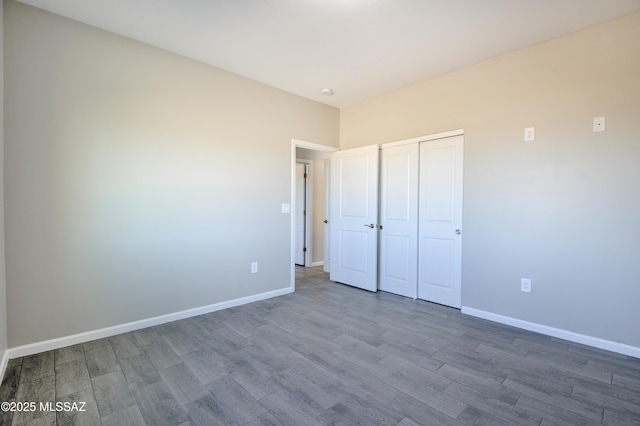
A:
[381,128,464,149]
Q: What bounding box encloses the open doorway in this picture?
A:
[290,140,338,291]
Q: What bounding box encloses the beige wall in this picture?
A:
[4,1,339,347]
[296,148,331,265]
[341,13,640,348]
[0,0,7,362]
[4,0,639,353]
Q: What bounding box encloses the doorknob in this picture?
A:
[364,224,375,228]
[323,220,328,224]
[378,225,383,230]
[455,229,461,235]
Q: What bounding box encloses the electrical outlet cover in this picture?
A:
[593,116,605,132]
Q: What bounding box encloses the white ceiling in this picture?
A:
[16,0,640,108]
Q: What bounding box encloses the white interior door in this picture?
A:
[418,135,464,308]
[323,158,331,273]
[379,143,419,298]
[294,163,307,266]
[330,145,379,292]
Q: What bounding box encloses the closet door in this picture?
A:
[330,145,379,292]
[418,136,464,308]
[379,143,419,298]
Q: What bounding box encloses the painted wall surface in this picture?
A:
[341,13,640,348]
[296,148,331,265]
[4,1,339,347]
[0,1,7,361]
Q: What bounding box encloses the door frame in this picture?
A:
[380,128,464,149]
[290,139,338,291]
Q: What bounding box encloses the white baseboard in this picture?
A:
[461,306,640,359]
[310,261,324,267]
[0,349,9,386]
[7,287,293,360]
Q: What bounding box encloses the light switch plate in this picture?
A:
[524,127,535,142]
[281,203,291,213]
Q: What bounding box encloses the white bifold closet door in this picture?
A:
[329,136,463,307]
[418,135,464,308]
[330,145,379,292]
[379,143,419,298]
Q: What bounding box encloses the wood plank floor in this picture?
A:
[2,266,639,425]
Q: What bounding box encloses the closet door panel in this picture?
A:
[418,136,463,308]
[330,145,379,292]
[379,143,419,298]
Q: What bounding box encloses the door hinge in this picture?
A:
[303,247,307,252]
[304,173,307,179]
